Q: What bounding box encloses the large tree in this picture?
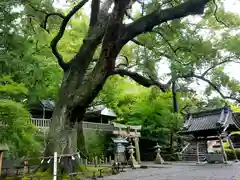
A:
[23,0,240,171]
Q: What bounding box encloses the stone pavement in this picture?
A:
[103,162,240,180]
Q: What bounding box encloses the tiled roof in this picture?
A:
[182,106,232,133]
[86,105,117,117]
[40,100,55,111]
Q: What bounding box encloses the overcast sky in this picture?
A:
[53,0,240,98]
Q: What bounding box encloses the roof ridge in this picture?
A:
[188,106,230,118]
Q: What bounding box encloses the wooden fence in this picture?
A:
[1,153,114,179]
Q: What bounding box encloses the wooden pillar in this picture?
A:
[84,158,87,166]
[23,159,29,174]
[109,156,112,164]
[196,140,200,164]
[219,136,227,163]
[134,137,141,164]
[228,136,238,162]
[0,151,3,177]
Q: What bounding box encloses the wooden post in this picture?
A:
[84,158,87,166]
[134,136,141,164]
[109,156,112,164]
[196,140,200,164]
[94,156,98,167]
[0,151,3,177]
[99,156,101,165]
[23,158,29,174]
[228,136,238,162]
[219,136,227,163]
[114,152,117,162]
[53,152,57,180]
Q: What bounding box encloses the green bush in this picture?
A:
[0,99,42,158]
[225,149,240,160]
[84,129,110,159]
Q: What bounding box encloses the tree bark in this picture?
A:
[43,61,108,172]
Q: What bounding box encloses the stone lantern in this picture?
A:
[154,143,164,164]
[127,142,139,168]
[112,136,128,164]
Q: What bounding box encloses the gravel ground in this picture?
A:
[102,162,240,180]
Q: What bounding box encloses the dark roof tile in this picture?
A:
[182,106,232,133]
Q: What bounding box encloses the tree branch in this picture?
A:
[151,29,192,66]
[111,69,170,92]
[191,74,240,103]
[90,0,100,27]
[115,55,132,68]
[50,0,89,70]
[40,13,65,32]
[131,38,145,46]
[112,56,240,103]
[131,36,185,63]
[122,0,210,43]
[201,58,239,77]
[27,2,65,33]
[125,10,134,21]
[180,104,190,115]
[212,0,228,27]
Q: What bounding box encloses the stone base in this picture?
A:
[155,153,164,164]
[129,155,141,168]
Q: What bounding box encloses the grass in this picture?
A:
[79,165,112,177]
[5,166,112,180]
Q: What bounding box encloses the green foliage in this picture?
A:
[0,76,28,100]
[84,129,108,158]
[120,88,183,147]
[0,74,41,157]
[0,99,41,157]
[221,149,240,161]
[99,77,184,148]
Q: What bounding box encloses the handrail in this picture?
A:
[180,143,190,154]
[31,118,51,128]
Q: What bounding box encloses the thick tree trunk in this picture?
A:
[41,0,130,173]
[43,98,79,172]
[43,63,108,172]
[44,103,78,155]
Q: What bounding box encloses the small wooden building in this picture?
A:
[84,105,117,123]
[180,105,240,163]
[29,100,117,123]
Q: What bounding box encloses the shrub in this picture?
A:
[225,149,240,160]
[0,99,42,158]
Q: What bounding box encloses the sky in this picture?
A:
[53,0,240,98]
